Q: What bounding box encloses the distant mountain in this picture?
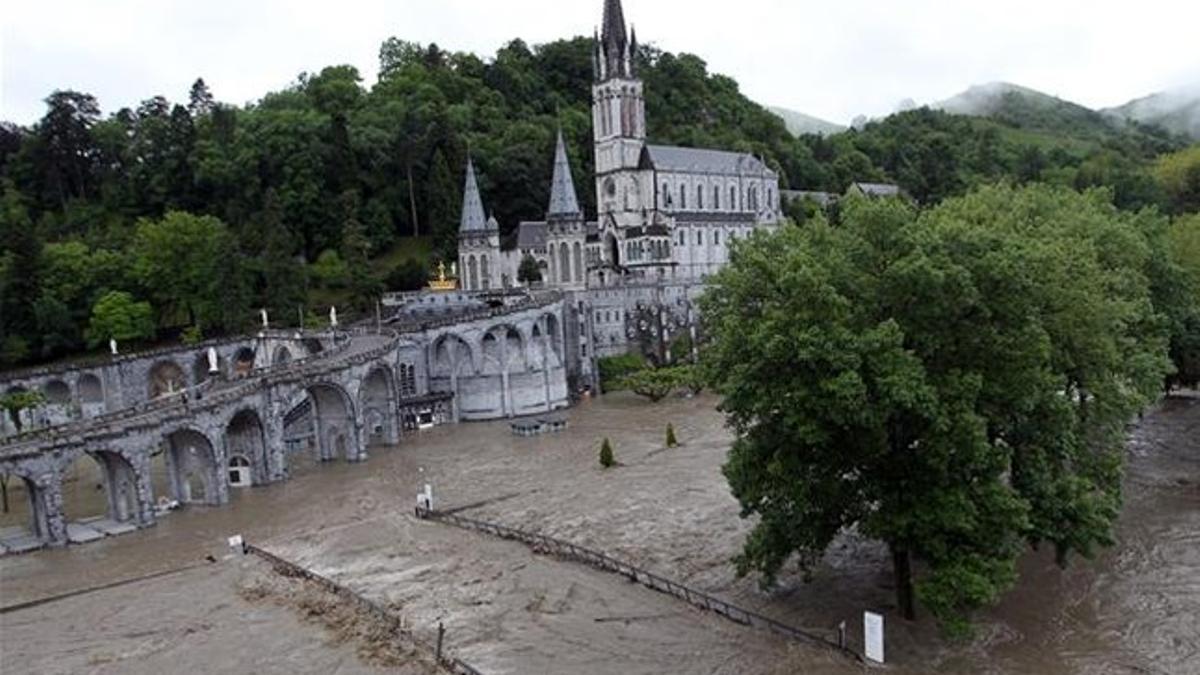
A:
[933,82,1121,141]
[1102,85,1200,140]
[767,106,845,137]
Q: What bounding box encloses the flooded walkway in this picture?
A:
[1,392,1197,673]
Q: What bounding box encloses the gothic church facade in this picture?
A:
[459,0,781,383]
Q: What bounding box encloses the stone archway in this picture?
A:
[272,345,294,366]
[307,383,361,462]
[0,468,58,547]
[87,450,145,524]
[233,347,256,378]
[43,380,70,406]
[78,374,103,406]
[225,409,268,486]
[164,429,222,506]
[359,366,399,446]
[148,361,186,399]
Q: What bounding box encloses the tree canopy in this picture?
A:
[701,185,1175,633]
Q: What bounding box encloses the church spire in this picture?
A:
[459,158,489,233]
[599,0,630,80]
[547,129,581,219]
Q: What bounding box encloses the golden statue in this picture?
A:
[428,260,457,291]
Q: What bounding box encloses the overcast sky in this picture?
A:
[3,0,1198,127]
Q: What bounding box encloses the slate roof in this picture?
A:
[670,211,759,225]
[459,158,491,233]
[642,145,774,176]
[851,182,901,197]
[547,130,581,218]
[782,189,836,206]
[517,221,548,250]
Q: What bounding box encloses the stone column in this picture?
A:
[264,398,288,481]
[39,471,68,546]
[130,452,157,527]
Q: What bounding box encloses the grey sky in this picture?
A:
[3,0,1198,127]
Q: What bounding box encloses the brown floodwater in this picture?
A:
[1,392,1197,674]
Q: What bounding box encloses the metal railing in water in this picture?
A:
[418,508,863,663]
[244,543,484,675]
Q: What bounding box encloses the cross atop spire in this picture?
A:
[547,129,581,219]
[459,158,490,233]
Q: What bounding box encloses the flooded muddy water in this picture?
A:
[1,392,1197,674]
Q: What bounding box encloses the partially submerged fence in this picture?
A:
[244,543,484,675]
[418,509,862,663]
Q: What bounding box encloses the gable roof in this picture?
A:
[642,144,774,176]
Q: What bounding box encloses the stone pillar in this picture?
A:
[130,453,157,527]
[264,401,288,481]
[39,471,68,546]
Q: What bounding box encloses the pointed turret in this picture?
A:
[459,158,488,233]
[628,25,638,76]
[547,129,581,219]
[600,0,629,80]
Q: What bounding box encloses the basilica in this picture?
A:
[458,0,781,380]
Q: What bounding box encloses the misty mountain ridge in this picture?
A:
[930,81,1199,141]
[1102,83,1200,141]
[766,106,845,137]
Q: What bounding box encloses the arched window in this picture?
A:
[480,255,491,290]
[662,183,670,207]
[714,230,721,246]
[468,256,478,290]
[678,229,685,246]
[696,230,703,245]
[560,243,570,283]
[730,185,737,210]
[679,184,687,209]
[714,185,721,210]
[573,242,583,283]
[697,185,704,210]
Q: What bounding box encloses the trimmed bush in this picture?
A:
[599,437,615,468]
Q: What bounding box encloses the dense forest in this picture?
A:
[1,35,1198,370]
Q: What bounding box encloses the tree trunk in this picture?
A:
[407,164,420,238]
[891,543,916,620]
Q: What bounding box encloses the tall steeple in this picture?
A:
[459,158,491,233]
[599,0,630,80]
[547,129,581,219]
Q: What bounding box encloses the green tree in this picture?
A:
[1155,145,1200,214]
[517,254,543,285]
[86,290,156,348]
[618,366,687,402]
[702,186,1171,632]
[0,390,45,433]
[339,191,379,310]
[599,438,615,468]
[0,186,42,365]
[426,149,461,261]
[132,211,245,333]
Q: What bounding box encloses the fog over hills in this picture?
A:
[766,106,845,137]
[768,81,1200,141]
[1102,84,1200,140]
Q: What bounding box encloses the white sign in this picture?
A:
[864,611,885,663]
[227,534,245,552]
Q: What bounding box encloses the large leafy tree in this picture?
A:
[132,211,247,334]
[701,185,1172,632]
